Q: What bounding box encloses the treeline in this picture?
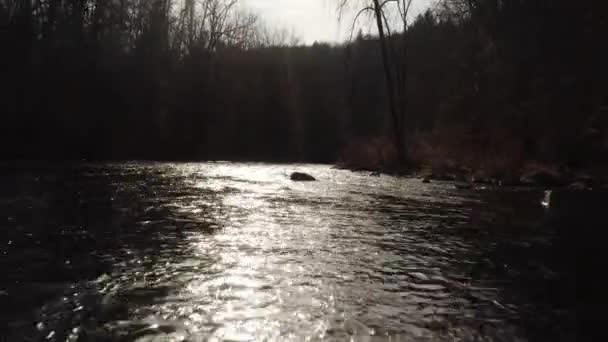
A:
[0,0,603,169]
[409,0,601,173]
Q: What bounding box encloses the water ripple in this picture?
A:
[0,163,574,341]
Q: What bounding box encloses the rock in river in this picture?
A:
[454,182,474,190]
[290,172,316,181]
[519,166,564,187]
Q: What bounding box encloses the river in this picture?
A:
[0,162,580,341]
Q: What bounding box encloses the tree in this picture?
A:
[339,0,413,165]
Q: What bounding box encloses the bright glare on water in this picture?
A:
[0,163,574,341]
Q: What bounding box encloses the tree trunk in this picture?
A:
[398,7,408,154]
[372,0,405,164]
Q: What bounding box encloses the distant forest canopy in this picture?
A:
[0,0,603,168]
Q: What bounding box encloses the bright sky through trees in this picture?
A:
[244,0,434,44]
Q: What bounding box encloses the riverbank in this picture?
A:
[337,137,608,189]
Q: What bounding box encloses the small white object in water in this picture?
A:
[541,190,552,208]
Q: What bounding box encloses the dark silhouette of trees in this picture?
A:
[0,0,601,174]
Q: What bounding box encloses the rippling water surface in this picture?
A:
[1,163,576,341]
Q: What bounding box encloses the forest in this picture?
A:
[0,0,603,180]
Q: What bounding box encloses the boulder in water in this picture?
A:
[454,182,474,190]
[519,163,565,187]
[429,172,457,182]
[290,172,316,181]
[520,171,563,187]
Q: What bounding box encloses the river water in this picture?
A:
[0,163,578,341]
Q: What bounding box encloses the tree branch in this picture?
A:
[348,6,374,43]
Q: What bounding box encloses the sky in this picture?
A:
[244,0,435,45]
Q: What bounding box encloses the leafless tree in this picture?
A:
[172,0,259,55]
[339,0,413,164]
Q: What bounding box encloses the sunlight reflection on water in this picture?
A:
[1,162,569,341]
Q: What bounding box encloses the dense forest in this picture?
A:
[0,1,603,176]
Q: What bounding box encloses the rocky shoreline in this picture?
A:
[335,162,607,190]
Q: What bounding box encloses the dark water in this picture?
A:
[0,163,581,341]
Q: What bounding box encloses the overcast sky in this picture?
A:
[244,0,434,45]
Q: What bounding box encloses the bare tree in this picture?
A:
[339,0,413,164]
[172,0,258,55]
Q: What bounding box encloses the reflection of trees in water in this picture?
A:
[0,163,223,340]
